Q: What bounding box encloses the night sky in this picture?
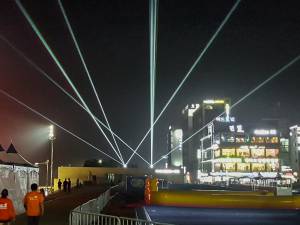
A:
[0,0,300,173]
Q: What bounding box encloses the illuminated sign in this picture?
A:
[154,169,180,174]
[254,129,277,136]
[229,124,244,133]
[216,116,235,123]
[203,99,225,104]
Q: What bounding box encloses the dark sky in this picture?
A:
[0,0,300,171]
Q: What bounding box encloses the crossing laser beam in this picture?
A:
[15,0,124,163]
[126,0,242,165]
[0,35,150,166]
[0,89,123,165]
[149,0,159,167]
[57,0,124,164]
[153,53,300,167]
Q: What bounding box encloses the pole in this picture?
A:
[50,139,54,188]
[46,160,49,187]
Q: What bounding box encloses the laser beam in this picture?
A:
[57,0,124,164]
[15,0,124,163]
[0,35,150,166]
[153,53,300,167]
[0,89,123,165]
[149,0,159,167]
[126,0,242,165]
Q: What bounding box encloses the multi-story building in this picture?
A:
[167,126,183,167]
[289,125,300,173]
[198,118,280,181]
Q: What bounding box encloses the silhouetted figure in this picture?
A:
[0,189,16,225]
[58,179,62,191]
[76,179,80,188]
[67,178,71,193]
[63,179,68,192]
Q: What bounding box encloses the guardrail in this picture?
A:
[70,211,173,225]
[69,185,173,225]
[73,187,112,213]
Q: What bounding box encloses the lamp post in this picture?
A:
[49,125,55,188]
[35,160,49,186]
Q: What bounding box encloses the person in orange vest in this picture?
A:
[23,183,44,225]
[0,189,16,225]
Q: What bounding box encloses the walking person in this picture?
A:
[58,179,62,191]
[23,183,44,225]
[67,178,71,193]
[63,179,68,192]
[0,189,16,225]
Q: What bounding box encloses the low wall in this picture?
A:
[0,164,39,214]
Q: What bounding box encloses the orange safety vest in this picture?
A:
[0,197,16,222]
[23,191,44,216]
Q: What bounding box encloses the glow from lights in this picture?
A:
[126,0,242,165]
[123,164,127,168]
[49,125,54,140]
[98,159,102,164]
[0,89,123,165]
[154,169,180,174]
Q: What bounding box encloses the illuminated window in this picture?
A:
[266,163,279,172]
[222,163,236,172]
[221,148,236,157]
[214,163,221,172]
[251,163,265,172]
[214,149,221,158]
[270,137,279,143]
[236,147,250,157]
[265,149,279,158]
[251,148,265,158]
[237,163,251,172]
[251,137,265,144]
[236,137,245,143]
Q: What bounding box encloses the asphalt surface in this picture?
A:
[14,185,106,225]
[144,206,300,225]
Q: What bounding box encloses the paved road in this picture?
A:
[15,185,106,225]
[144,206,300,225]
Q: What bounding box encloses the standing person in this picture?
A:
[23,183,44,225]
[0,189,16,225]
[63,179,67,192]
[67,178,71,193]
[57,179,62,191]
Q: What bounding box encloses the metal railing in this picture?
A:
[74,187,112,213]
[70,211,173,225]
[69,185,173,225]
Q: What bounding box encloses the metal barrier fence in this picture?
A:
[70,211,173,225]
[69,185,173,225]
[73,187,112,213]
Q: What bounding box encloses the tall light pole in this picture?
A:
[35,160,49,186]
[49,125,55,188]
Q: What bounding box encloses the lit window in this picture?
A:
[221,148,236,157]
[251,163,265,172]
[237,163,251,172]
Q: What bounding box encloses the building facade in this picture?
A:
[198,119,280,181]
[289,125,300,173]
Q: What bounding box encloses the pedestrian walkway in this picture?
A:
[15,185,107,225]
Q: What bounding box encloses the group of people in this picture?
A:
[57,178,72,192]
[0,183,44,225]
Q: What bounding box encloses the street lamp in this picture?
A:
[49,125,55,188]
[35,160,50,186]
